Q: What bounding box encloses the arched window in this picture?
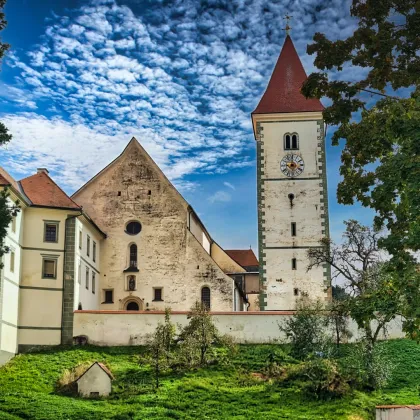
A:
[126,221,141,235]
[126,301,139,311]
[129,244,137,268]
[201,287,211,309]
[284,133,299,150]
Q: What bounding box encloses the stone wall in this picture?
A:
[73,310,405,346]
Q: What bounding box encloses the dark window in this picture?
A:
[201,287,211,309]
[79,230,82,249]
[44,223,58,242]
[148,190,151,195]
[294,288,299,296]
[85,267,89,289]
[153,288,163,301]
[292,258,297,270]
[291,222,297,237]
[104,290,113,303]
[128,275,136,291]
[292,134,298,149]
[92,272,96,294]
[285,134,291,149]
[93,242,96,262]
[117,191,121,196]
[78,302,83,310]
[284,133,299,150]
[129,244,137,268]
[42,259,57,278]
[126,221,141,235]
[87,235,90,257]
[126,301,139,311]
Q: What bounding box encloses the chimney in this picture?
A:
[37,168,49,174]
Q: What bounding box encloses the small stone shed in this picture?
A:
[376,405,420,420]
[76,362,114,397]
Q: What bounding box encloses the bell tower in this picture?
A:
[251,35,331,310]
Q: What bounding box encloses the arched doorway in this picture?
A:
[126,301,140,311]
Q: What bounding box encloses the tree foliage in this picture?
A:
[301,0,420,265]
[307,220,410,345]
[0,0,11,146]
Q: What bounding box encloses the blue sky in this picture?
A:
[0,0,375,250]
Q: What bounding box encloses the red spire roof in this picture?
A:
[253,35,324,114]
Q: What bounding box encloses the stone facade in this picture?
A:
[253,113,330,310]
[72,138,234,312]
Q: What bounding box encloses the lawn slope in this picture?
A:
[0,340,419,420]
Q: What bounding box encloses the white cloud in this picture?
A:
[208,190,231,203]
[224,181,235,190]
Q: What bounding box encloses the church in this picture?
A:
[0,35,330,364]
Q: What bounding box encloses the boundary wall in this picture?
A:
[73,310,405,346]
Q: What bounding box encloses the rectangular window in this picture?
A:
[11,217,16,233]
[42,258,57,279]
[44,222,58,243]
[292,258,297,270]
[86,235,90,257]
[92,272,96,294]
[93,241,96,262]
[153,288,163,301]
[85,267,89,289]
[78,260,81,284]
[10,251,15,273]
[79,230,82,249]
[104,289,113,303]
[291,222,297,237]
[294,288,299,296]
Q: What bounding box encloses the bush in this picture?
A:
[340,341,394,390]
[56,361,94,395]
[280,298,333,360]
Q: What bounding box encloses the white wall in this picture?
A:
[74,217,101,311]
[73,311,405,346]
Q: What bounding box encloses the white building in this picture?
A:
[251,35,331,310]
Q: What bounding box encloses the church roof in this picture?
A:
[225,249,259,269]
[252,35,324,114]
[20,171,81,210]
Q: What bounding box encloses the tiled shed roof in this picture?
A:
[252,35,324,114]
[225,249,259,269]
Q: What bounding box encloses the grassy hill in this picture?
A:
[0,339,419,420]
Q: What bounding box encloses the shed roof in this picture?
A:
[224,249,259,268]
[252,35,324,114]
[76,362,114,382]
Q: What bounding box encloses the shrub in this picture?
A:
[340,341,394,390]
[56,361,94,395]
[280,298,333,360]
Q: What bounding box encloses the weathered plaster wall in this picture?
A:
[255,113,329,310]
[73,311,406,346]
[211,242,245,274]
[77,364,112,397]
[72,139,233,312]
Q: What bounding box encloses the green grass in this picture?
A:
[0,340,419,420]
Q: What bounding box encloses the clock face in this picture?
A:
[280,154,305,177]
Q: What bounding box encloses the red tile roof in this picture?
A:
[225,249,259,268]
[0,167,19,190]
[253,35,324,114]
[19,172,81,209]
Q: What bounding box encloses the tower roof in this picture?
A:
[252,35,324,114]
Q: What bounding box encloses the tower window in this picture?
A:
[291,222,297,237]
[201,286,211,309]
[284,132,299,150]
[129,244,138,268]
[292,258,297,270]
[153,288,163,301]
[294,288,299,296]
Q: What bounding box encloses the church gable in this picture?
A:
[72,138,187,230]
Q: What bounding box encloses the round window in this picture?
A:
[125,221,141,235]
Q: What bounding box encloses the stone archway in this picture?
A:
[120,295,143,311]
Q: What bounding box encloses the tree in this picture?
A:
[301,0,420,268]
[177,302,234,367]
[0,0,14,270]
[146,308,175,388]
[307,220,405,349]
